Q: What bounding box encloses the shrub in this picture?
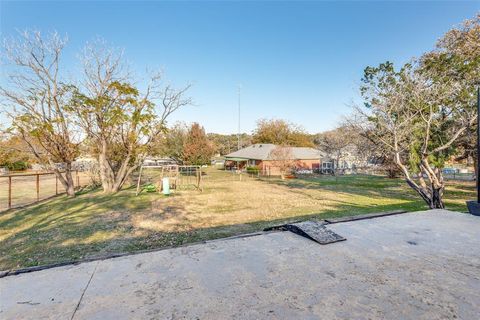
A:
[144,184,157,193]
[246,166,259,175]
[7,161,29,171]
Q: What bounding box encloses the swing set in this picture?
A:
[135,165,203,195]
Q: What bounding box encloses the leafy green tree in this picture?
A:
[183,123,216,165]
[421,14,480,178]
[0,134,33,171]
[252,119,314,147]
[207,133,252,155]
[151,122,189,163]
[356,58,475,209]
[352,15,479,186]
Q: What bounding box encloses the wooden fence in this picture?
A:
[0,171,90,211]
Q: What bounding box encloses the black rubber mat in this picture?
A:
[264,221,346,244]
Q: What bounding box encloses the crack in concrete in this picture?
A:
[70,262,99,320]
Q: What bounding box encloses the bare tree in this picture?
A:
[341,121,402,178]
[0,31,79,196]
[73,41,192,193]
[315,126,352,175]
[269,145,295,179]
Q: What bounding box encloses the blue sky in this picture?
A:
[1,1,478,134]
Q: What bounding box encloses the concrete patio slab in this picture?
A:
[0,262,98,319]
[1,209,479,319]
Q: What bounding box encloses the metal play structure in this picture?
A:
[135,165,203,195]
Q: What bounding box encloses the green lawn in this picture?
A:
[0,170,475,270]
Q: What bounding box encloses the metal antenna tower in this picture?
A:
[237,85,242,150]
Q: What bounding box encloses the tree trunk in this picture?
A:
[98,160,136,193]
[394,151,446,210]
[65,170,76,197]
[64,163,76,197]
[430,186,445,209]
[111,153,133,191]
[97,145,138,194]
[387,169,396,179]
[405,178,445,209]
[405,178,431,204]
[98,140,116,193]
[53,163,76,197]
[334,157,339,182]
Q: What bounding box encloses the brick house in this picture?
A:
[224,144,323,176]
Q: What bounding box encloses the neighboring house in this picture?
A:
[72,157,98,171]
[29,157,98,172]
[224,144,323,176]
[143,157,178,167]
[211,155,226,167]
[321,144,377,174]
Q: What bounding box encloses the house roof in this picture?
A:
[225,144,322,161]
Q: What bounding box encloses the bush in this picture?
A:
[246,166,259,175]
[6,161,29,171]
[144,184,157,193]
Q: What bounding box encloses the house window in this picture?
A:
[322,162,333,169]
[248,159,256,166]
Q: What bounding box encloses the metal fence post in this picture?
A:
[8,176,12,209]
[36,174,40,202]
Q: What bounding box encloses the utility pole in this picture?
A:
[237,85,242,150]
[467,85,480,215]
[477,85,479,203]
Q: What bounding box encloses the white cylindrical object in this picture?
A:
[162,177,170,195]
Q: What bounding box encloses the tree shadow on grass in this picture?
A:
[0,186,158,230]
